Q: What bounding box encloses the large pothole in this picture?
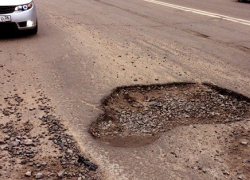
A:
[89,83,250,147]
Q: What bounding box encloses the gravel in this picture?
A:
[0,92,100,179]
[89,83,250,146]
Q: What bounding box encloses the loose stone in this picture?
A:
[25,171,32,177]
[35,172,43,179]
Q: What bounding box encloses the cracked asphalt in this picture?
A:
[0,0,250,179]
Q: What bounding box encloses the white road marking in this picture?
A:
[144,0,250,26]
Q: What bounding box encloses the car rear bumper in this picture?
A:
[0,5,37,30]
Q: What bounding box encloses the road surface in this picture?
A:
[0,0,250,179]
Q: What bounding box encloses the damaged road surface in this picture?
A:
[89,83,250,148]
[89,83,250,179]
[0,89,101,179]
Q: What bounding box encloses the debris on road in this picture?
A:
[78,156,98,171]
[0,64,101,179]
[90,83,250,147]
[0,92,100,179]
[89,83,250,179]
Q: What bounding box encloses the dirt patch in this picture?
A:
[0,65,101,179]
[89,83,250,147]
[0,93,101,180]
[227,123,250,179]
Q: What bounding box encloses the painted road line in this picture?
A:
[144,0,250,26]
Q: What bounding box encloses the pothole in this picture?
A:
[89,83,250,147]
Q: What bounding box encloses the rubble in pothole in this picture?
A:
[89,83,250,147]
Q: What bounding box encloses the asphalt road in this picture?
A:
[1,0,250,179]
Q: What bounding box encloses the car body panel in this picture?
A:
[0,0,32,6]
[13,7,37,29]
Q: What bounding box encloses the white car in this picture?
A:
[0,0,37,34]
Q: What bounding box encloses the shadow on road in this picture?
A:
[237,1,250,4]
[0,29,35,40]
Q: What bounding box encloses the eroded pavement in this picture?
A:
[0,64,101,179]
[89,83,250,148]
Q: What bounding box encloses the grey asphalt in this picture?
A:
[0,0,250,179]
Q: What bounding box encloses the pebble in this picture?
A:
[2,129,9,133]
[201,168,207,173]
[240,140,248,145]
[25,171,32,177]
[57,170,64,177]
[67,149,73,154]
[238,175,244,179]
[24,139,33,146]
[28,162,34,166]
[4,135,10,141]
[222,170,230,175]
[35,172,43,179]
[242,159,248,163]
[21,160,27,164]
[11,141,20,146]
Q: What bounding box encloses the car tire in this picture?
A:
[238,0,247,2]
[29,21,38,35]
